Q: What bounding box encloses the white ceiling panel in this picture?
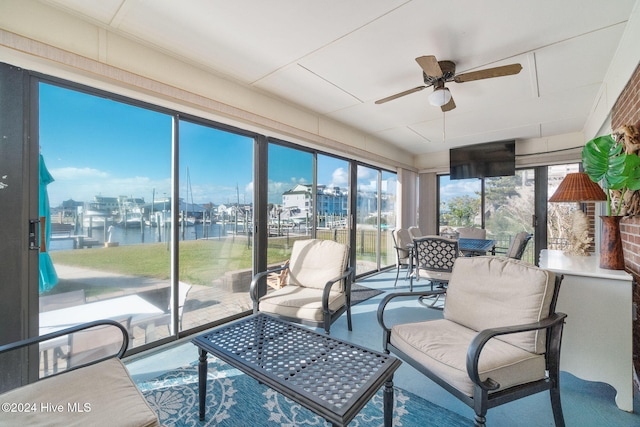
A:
[39,0,638,156]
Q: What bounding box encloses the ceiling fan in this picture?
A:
[375,55,523,111]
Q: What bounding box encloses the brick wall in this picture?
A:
[612,63,640,131]
[611,62,640,377]
[613,62,640,275]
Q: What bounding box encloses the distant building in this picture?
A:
[281,184,349,218]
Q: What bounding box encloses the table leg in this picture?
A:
[384,375,394,427]
[198,348,207,421]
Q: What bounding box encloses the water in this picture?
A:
[49,222,248,251]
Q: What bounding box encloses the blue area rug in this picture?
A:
[136,357,471,426]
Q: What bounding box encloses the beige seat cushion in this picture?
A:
[444,256,555,353]
[287,239,349,291]
[391,319,546,397]
[0,358,160,427]
[258,286,346,322]
[416,269,452,282]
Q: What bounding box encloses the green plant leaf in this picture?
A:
[622,153,640,191]
[582,135,626,190]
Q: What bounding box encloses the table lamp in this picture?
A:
[549,172,607,256]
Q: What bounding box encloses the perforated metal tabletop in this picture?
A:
[192,313,401,426]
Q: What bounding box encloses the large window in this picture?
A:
[438,165,594,265]
[38,83,258,367]
[33,76,400,370]
[438,170,536,264]
[547,163,581,250]
[316,154,350,246]
[39,83,173,356]
[353,165,398,276]
[178,120,254,332]
[381,171,398,268]
[266,143,313,265]
[484,170,535,263]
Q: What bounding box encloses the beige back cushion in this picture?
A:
[288,239,349,291]
[444,256,556,354]
[456,226,486,239]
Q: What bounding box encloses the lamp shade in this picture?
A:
[428,87,452,107]
[549,172,607,202]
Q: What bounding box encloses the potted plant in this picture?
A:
[581,134,640,269]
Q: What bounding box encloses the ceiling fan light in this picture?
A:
[428,87,451,107]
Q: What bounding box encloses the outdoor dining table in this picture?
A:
[39,294,165,332]
[457,237,496,256]
[39,294,164,374]
[404,237,496,262]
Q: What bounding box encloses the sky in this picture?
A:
[39,83,388,208]
[438,175,481,204]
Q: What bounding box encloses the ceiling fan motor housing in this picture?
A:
[423,60,456,84]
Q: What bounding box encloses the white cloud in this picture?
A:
[329,167,348,188]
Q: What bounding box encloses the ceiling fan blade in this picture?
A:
[415,55,443,78]
[375,86,426,104]
[441,96,456,112]
[454,63,523,83]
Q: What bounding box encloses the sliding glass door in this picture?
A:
[266,143,313,266]
[484,170,535,263]
[439,170,536,264]
[39,82,173,356]
[316,154,349,245]
[34,75,401,368]
[178,119,255,333]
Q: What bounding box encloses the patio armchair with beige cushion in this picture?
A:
[378,256,566,427]
[0,320,160,427]
[250,239,353,334]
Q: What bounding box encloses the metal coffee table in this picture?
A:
[192,313,401,426]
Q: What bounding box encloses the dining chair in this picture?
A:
[495,231,532,260]
[39,290,87,374]
[392,228,412,287]
[408,225,424,240]
[456,226,486,239]
[410,236,459,309]
[138,281,192,343]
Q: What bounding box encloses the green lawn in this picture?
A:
[50,239,253,287]
[48,233,390,295]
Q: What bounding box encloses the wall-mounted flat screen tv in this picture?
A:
[449,140,516,180]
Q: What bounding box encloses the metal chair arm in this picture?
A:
[249,264,288,306]
[0,319,129,378]
[466,312,567,391]
[321,266,354,312]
